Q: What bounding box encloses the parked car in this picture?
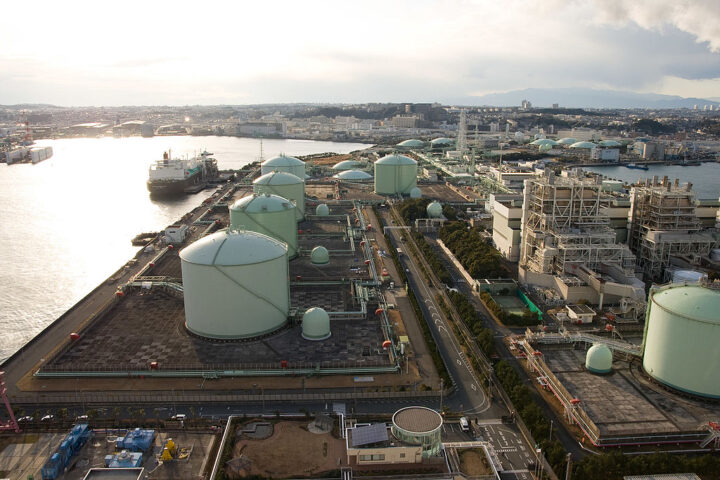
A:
[17,415,34,422]
[41,414,55,422]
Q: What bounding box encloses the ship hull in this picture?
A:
[147,171,202,197]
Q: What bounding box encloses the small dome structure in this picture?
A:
[557,137,577,145]
[539,143,552,152]
[261,154,305,178]
[332,159,361,171]
[430,137,453,146]
[585,343,613,374]
[427,201,443,218]
[334,170,373,180]
[409,187,422,199]
[315,204,330,216]
[397,139,425,148]
[310,246,330,265]
[302,307,331,340]
[569,141,596,149]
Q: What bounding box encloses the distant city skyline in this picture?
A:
[2,0,719,106]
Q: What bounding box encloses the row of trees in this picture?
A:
[411,232,452,284]
[439,221,504,279]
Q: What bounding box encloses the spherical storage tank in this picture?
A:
[642,285,720,398]
[374,154,417,195]
[585,343,613,374]
[254,171,306,220]
[180,229,290,340]
[302,307,331,340]
[315,204,330,216]
[229,193,298,257]
[409,187,422,199]
[332,159,361,171]
[427,201,443,218]
[261,154,306,179]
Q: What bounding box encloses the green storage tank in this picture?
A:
[374,154,417,195]
[261,154,306,179]
[229,193,298,257]
[642,284,720,399]
[253,171,306,220]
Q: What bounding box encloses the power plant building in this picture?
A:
[628,177,715,282]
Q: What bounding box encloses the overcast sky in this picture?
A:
[2,0,719,106]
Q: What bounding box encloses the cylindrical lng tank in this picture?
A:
[180,229,290,339]
[261,154,306,178]
[253,171,306,220]
[229,193,298,257]
[427,201,443,218]
[642,284,720,399]
[374,154,417,195]
[671,269,707,284]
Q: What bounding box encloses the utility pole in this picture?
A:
[439,378,444,412]
[565,453,572,480]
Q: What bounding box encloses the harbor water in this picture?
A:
[584,162,720,200]
[0,136,369,363]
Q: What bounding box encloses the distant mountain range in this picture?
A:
[456,88,720,109]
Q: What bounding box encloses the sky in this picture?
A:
[1,0,719,106]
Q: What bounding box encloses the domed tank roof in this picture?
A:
[585,343,613,374]
[310,246,330,265]
[533,138,558,146]
[315,204,330,216]
[409,187,422,199]
[430,137,453,146]
[539,143,552,152]
[427,201,443,218]
[398,139,425,147]
[651,285,720,325]
[230,193,294,214]
[180,229,287,266]
[557,137,577,145]
[302,307,331,340]
[262,154,304,167]
[598,140,622,147]
[569,141,596,149]
[334,170,373,180]
[375,154,417,166]
[332,159,361,170]
[254,170,304,186]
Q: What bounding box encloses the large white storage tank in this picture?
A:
[261,154,306,179]
[253,171,306,220]
[229,193,298,257]
[642,284,720,399]
[180,229,290,339]
[374,154,417,195]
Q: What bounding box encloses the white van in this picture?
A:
[460,416,470,432]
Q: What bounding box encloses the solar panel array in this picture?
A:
[351,423,389,447]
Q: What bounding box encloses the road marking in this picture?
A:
[471,384,477,391]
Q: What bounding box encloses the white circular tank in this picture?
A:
[315,204,330,216]
[374,154,417,195]
[229,193,298,257]
[672,270,707,284]
[427,201,443,218]
[254,171,306,220]
[302,307,331,340]
[409,187,422,199]
[180,229,290,339]
[585,343,612,374]
[261,154,305,179]
[643,285,720,399]
[311,246,330,265]
[334,170,372,181]
[332,159,361,171]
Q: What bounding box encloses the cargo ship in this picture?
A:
[3,145,53,165]
[147,150,218,196]
[625,163,649,171]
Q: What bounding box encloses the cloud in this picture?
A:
[590,0,720,52]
